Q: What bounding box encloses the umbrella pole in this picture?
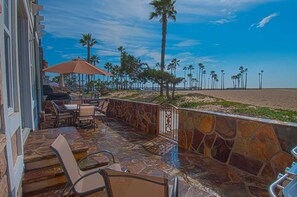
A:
[78,73,81,92]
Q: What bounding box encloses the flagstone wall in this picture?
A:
[0,134,8,196]
[107,99,159,135]
[178,108,297,181]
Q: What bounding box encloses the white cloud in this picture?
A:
[46,46,53,50]
[212,18,234,24]
[175,40,200,47]
[257,13,279,28]
[39,0,278,67]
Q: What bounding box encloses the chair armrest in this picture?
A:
[171,176,178,197]
[269,173,288,197]
[65,169,103,197]
[78,150,116,166]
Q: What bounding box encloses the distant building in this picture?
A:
[0,0,44,195]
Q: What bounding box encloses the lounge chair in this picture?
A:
[50,134,122,196]
[100,169,179,197]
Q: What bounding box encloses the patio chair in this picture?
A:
[77,104,96,130]
[50,134,123,197]
[51,101,74,127]
[100,169,179,197]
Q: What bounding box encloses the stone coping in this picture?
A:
[108,98,160,106]
[24,127,88,163]
[0,134,6,153]
[178,107,297,127]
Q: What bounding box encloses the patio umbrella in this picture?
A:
[43,58,113,76]
[43,58,113,91]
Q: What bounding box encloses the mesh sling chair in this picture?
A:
[50,134,123,196]
[51,101,74,127]
[100,169,179,197]
[77,105,96,130]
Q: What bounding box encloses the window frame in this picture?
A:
[3,0,15,114]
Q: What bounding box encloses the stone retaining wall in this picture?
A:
[107,99,159,135]
[0,134,8,196]
[178,108,297,181]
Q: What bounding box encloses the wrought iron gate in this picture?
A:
[159,104,179,141]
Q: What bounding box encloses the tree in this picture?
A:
[259,70,264,89]
[198,63,204,89]
[149,0,177,95]
[210,70,215,89]
[221,70,225,89]
[168,58,180,76]
[90,55,100,66]
[80,33,97,87]
[90,55,100,81]
[187,65,194,89]
[202,70,206,89]
[183,66,187,89]
[244,68,248,89]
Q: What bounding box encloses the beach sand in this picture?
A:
[185,88,297,111]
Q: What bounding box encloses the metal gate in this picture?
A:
[159,104,179,141]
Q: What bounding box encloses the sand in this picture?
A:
[183,88,297,111]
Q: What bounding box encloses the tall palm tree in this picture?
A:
[198,63,204,89]
[239,66,244,88]
[168,58,180,76]
[90,55,100,81]
[80,33,97,86]
[104,62,113,87]
[260,70,264,89]
[183,66,187,89]
[80,34,97,63]
[221,70,224,89]
[149,0,177,95]
[244,68,248,89]
[203,70,206,89]
[188,64,194,89]
[210,70,215,89]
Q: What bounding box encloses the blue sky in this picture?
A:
[39,0,297,88]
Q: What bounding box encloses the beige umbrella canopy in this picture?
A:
[42,58,113,76]
[43,58,113,91]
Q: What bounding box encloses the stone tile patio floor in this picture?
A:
[38,117,270,197]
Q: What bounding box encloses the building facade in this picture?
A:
[0,0,44,196]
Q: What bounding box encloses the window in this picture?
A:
[4,0,9,27]
[3,0,15,111]
[4,33,13,108]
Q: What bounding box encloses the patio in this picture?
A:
[23,116,269,197]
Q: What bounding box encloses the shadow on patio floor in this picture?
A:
[76,117,269,197]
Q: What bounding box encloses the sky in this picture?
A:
[39,0,297,88]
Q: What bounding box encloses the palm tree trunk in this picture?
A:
[160,15,167,96]
[245,73,248,89]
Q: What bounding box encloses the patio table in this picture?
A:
[64,104,78,111]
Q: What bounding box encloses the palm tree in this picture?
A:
[210,70,215,89]
[183,66,187,89]
[239,66,244,88]
[149,0,177,95]
[90,55,100,81]
[80,33,97,86]
[104,62,113,87]
[231,75,236,88]
[168,58,180,76]
[260,70,264,89]
[198,63,204,89]
[244,68,248,89]
[221,69,224,89]
[188,64,194,89]
[203,70,206,89]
